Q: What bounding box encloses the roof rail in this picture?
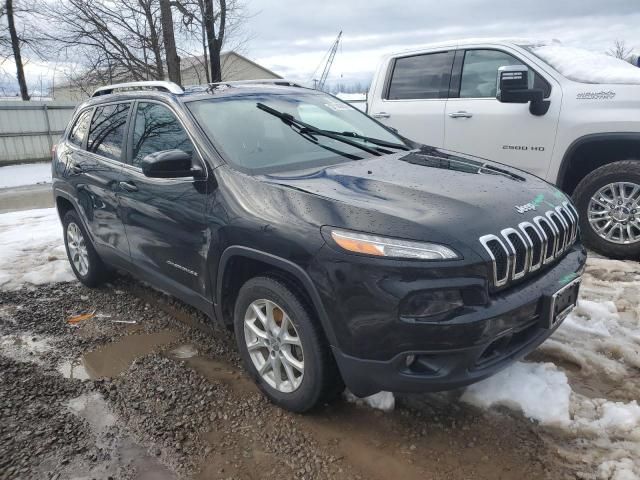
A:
[206,79,304,89]
[92,81,184,97]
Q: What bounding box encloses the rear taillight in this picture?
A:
[51,144,57,157]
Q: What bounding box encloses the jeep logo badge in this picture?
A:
[515,202,536,214]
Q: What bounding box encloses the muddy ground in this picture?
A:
[0,276,596,480]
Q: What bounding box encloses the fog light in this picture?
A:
[405,354,416,367]
[400,290,463,320]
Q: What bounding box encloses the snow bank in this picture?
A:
[461,362,571,425]
[0,208,75,290]
[0,162,52,189]
[532,45,640,84]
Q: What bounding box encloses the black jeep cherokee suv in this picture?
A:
[52,80,586,412]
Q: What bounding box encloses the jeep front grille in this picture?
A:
[479,201,578,288]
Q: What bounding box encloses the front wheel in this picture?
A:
[233,276,342,412]
[573,160,640,259]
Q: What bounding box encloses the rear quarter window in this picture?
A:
[67,109,92,148]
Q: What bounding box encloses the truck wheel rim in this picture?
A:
[588,182,640,245]
[67,222,89,276]
[244,299,304,393]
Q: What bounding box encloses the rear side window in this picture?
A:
[459,49,551,98]
[86,103,131,161]
[131,102,193,168]
[68,109,91,147]
[386,51,455,100]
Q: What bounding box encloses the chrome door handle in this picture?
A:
[448,111,473,118]
[371,112,390,119]
[119,181,138,192]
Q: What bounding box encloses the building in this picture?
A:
[52,51,281,101]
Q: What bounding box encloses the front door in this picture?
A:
[444,48,562,179]
[117,101,210,303]
[369,50,454,147]
[67,103,132,265]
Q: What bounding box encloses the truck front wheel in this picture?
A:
[573,160,640,259]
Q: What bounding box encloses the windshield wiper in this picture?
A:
[256,102,381,156]
[321,130,410,151]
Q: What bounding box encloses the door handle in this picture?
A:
[371,112,390,119]
[119,181,138,192]
[70,164,83,174]
[448,111,473,118]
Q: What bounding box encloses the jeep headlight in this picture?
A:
[327,229,459,260]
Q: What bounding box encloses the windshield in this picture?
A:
[187,91,407,174]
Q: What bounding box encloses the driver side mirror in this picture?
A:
[141,149,203,178]
[496,65,550,116]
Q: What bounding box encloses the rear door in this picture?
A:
[368,50,455,147]
[66,102,132,265]
[117,100,210,305]
[444,48,561,178]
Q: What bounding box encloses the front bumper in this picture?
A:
[310,243,586,396]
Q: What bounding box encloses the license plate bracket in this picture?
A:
[541,277,581,329]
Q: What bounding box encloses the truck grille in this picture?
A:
[479,202,579,288]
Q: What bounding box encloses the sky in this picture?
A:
[1,0,639,95]
[241,0,640,88]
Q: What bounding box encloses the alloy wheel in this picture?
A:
[243,299,304,393]
[66,222,89,276]
[588,182,640,245]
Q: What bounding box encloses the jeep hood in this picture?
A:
[260,147,570,250]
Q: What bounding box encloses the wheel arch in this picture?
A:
[556,133,640,195]
[215,246,338,346]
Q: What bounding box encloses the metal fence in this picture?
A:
[0,101,78,166]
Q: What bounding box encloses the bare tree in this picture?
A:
[607,39,633,62]
[160,0,181,84]
[44,0,166,84]
[4,0,29,99]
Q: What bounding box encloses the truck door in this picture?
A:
[368,50,454,147]
[444,48,561,179]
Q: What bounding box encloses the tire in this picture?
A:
[572,160,640,259]
[62,210,109,287]
[233,276,342,412]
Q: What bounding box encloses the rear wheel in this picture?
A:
[62,210,109,287]
[234,276,342,412]
[573,160,640,259]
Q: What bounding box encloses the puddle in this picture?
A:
[0,333,52,363]
[168,344,198,359]
[58,358,92,380]
[183,356,258,396]
[65,392,176,480]
[82,330,179,378]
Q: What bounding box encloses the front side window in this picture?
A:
[387,51,455,100]
[188,92,406,173]
[68,109,92,147]
[459,49,550,98]
[131,102,193,168]
[86,103,130,161]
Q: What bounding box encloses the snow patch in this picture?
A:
[344,389,395,412]
[0,162,52,189]
[461,362,571,425]
[532,45,640,84]
[0,208,75,290]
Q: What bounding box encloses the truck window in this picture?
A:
[459,49,550,98]
[386,51,454,100]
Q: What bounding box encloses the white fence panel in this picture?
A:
[0,101,78,165]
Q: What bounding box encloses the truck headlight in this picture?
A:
[327,229,459,260]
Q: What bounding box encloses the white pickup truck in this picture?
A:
[366,39,640,259]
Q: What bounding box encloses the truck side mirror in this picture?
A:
[496,65,550,116]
